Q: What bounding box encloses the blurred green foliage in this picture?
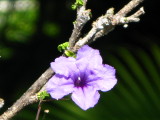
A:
[5,10,37,43]
[0,0,60,60]
[0,44,13,59]
[43,22,60,38]
[0,0,39,59]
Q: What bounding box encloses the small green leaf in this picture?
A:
[71,4,77,10]
[37,91,50,100]
[73,21,77,24]
[57,42,69,52]
[71,0,84,10]
[77,0,83,5]
[64,50,76,58]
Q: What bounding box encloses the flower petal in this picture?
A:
[51,56,77,77]
[71,86,100,110]
[46,74,74,99]
[76,45,102,71]
[88,64,117,92]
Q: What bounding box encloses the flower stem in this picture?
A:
[35,100,42,120]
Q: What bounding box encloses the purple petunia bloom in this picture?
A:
[46,45,117,110]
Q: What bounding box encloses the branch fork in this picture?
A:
[73,2,145,51]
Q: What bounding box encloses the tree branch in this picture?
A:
[0,68,54,120]
[0,0,145,119]
[73,0,145,51]
[68,0,91,49]
[114,0,144,17]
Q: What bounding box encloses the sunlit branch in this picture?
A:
[68,0,91,49]
[73,0,145,51]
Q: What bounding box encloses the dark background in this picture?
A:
[0,0,160,120]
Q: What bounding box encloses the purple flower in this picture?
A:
[46,45,117,110]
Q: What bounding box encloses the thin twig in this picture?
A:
[114,0,144,17]
[35,100,42,120]
[68,0,91,49]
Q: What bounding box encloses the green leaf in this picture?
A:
[71,0,84,10]
[77,0,84,5]
[57,42,69,52]
[37,91,50,100]
[73,20,77,25]
[71,4,77,10]
[64,50,76,58]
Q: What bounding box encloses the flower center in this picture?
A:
[74,76,86,87]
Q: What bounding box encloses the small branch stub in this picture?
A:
[73,0,145,51]
[0,98,4,109]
